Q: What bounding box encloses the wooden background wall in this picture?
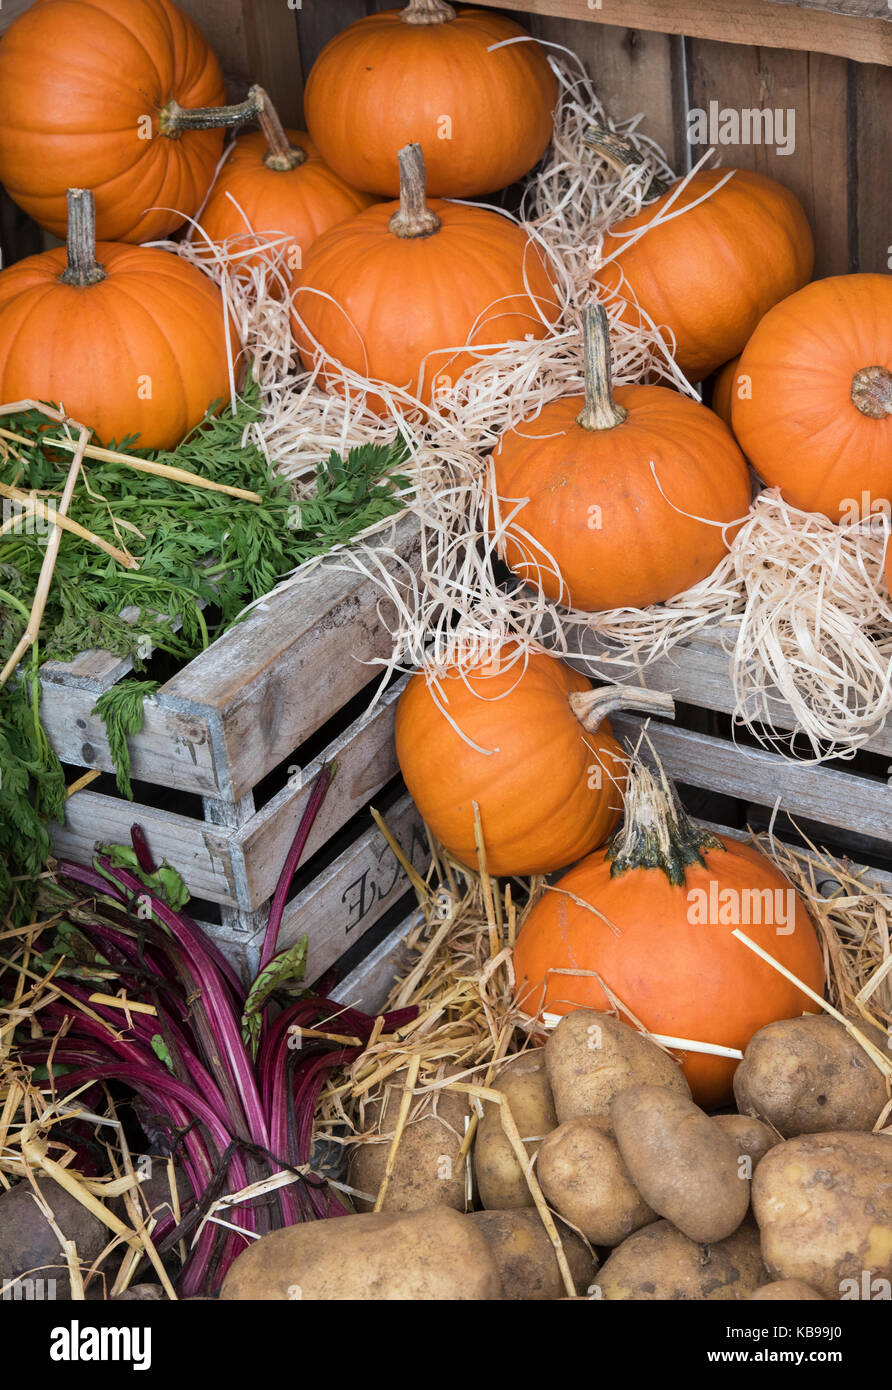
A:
[0,0,889,278]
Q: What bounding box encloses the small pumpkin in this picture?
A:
[0,189,238,451]
[303,0,557,198]
[291,143,559,412]
[0,0,254,243]
[512,758,825,1107]
[731,274,892,523]
[711,356,741,430]
[489,304,752,612]
[587,128,814,382]
[198,86,376,284]
[395,644,675,878]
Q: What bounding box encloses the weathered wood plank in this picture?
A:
[685,40,851,276]
[330,910,421,1015]
[267,792,430,986]
[853,61,892,273]
[160,514,422,802]
[38,680,219,796]
[609,714,892,841]
[50,795,239,906]
[481,0,892,64]
[176,0,302,117]
[232,676,407,911]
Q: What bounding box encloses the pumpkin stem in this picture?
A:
[159,92,261,137]
[59,189,106,288]
[570,685,675,734]
[577,303,628,432]
[851,365,892,420]
[249,84,306,172]
[401,0,456,23]
[388,144,442,239]
[607,756,724,887]
[583,125,671,200]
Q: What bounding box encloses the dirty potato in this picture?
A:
[474,1050,557,1209]
[596,1219,767,1300]
[349,1067,471,1212]
[545,1011,690,1129]
[537,1117,656,1247]
[469,1209,595,1300]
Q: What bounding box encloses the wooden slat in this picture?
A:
[176,0,302,117]
[685,40,851,276]
[330,911,421,1015]
[853,61,892,272]
[160,514,422,802]
[528,15,686,172]
[548,623,892,758]
[231,677,407,910]
[482,0,892,64]
[268,793,429,986]
[50,795,239,906]
[609,714,891,841]
[39,681,219,796]
[770,0,890,18]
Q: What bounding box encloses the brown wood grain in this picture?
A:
[685,38,851,275]
[175,0,302,118]
[479,0,892,64]
[853,60,892,271]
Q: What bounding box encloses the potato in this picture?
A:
[596,1219,767,1300]
[220,1206,503,1300]
[113,1283,166,1301]
[734,1015,889,1137]
[753,1131,892,1299]
[474,1050,557,1210]
[545,1010,689,1129]
[537,1117,656,1246]
[611,1085,750,1243]
[713,1114,779,1170]
[750,1280,825,1301]
[349,1067,471,1213]
[0,1178,111,1299]
[469,1209,595,1300]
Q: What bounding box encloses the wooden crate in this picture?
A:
[44,514,430,982]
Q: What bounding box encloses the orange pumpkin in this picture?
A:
[0,0,245,243]
[490,304,752,612]
[513,759,825,1107]
[395,644,673,878]
[0,190,238,451]
[291,143,559,413]
[711,355,742,430]
[587,130,814,382]
[732,274,892,523]
[198,87,376,284]
[303,0,557,198]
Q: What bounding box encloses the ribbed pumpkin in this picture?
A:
[711,356,742,430]
[303,0,557,198]
[291,143,559,412]
[732,274,892,523]
[587,129,814,382]
[0,0,246,243]
[513,760,825,1107]
[0,190,237,451]
[199,87,376,283]
[395,644,673,878]
[490,304,752,612]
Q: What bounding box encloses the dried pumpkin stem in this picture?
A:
[583,124,671,199]
[388,143,442,239]
[249,84,306,172]
[59,189,106,287]
[159,92,260,136]
[851,365,892,420]
[401,0,456,23]
[608,755,724,887]
[577,303,628,432]
[570,684,675,734]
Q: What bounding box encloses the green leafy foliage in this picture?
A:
[241,937,309,1057]
[92,680,160,800]
[99,842,190,913]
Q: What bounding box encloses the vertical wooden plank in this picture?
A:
[686,39,850,276]
[297,0,373,78]
[528,15,686,171]
[176,0,302,121]
[853,62,892,272]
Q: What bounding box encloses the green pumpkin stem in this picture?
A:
[607,756,724,887]
[59,189,106,287]
[569,684,675,733]
[388,144,441,239]
[583,125,671,200]
[851,366,892,420]
[401,0,456,23]
[249,84,306,172]
[577,303,628,432]
[159,92,260,137]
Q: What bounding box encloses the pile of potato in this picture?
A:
[221,1009,892,1300]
